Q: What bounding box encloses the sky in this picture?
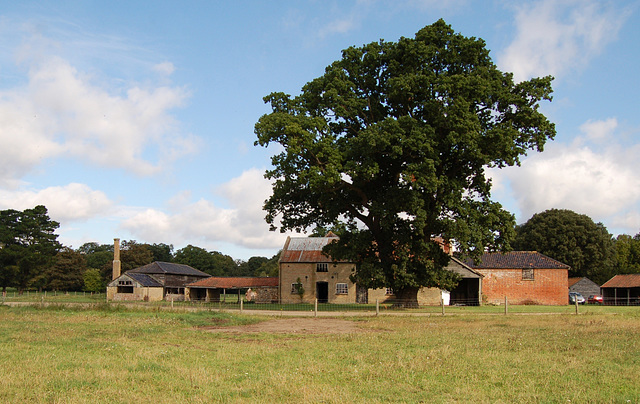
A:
[1,0,639,259]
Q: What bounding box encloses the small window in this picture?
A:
[336,283,348,294]
[316,263,328,272]
[117,286,133,294]
[291,283,303,294]
[522,268,534,280]
[385,288,394,295]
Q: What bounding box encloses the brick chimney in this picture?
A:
[112,238,121,280]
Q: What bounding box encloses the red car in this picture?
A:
[588,295,603,304]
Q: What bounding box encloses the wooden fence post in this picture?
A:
[441,297,445,316]
[504,296,508,315]
[240,298,243,312]
[314,299,318,317]
[575,297,579,315]
[376,299,379,316]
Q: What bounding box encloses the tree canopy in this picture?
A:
[513,209,614,284]
[0,206,62,292]
[255,20,556,302]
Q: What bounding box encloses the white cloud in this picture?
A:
[499,0,628,82]
[153,61,175,76]
[0,183,113,222]
[0,49,197,186]
[491,119,640,234]
[120,169,291,250]
[579,118,617,142]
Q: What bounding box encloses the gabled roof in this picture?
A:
[188,277,279,289]
[568,277,599,288]
[108,272,163,288]
[568,277,582,288]
[448,257,484,278]
[465,251,570,270]
[126,272,163,287]
[601,274,640,288]
[129,261,210,277]
[280,236,339,263]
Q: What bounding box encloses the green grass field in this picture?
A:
[1,304,638,403]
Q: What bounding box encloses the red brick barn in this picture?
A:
[465,252,569,305]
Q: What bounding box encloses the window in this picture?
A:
[336,283,348,294]
[522,268,534,280]
[316,263,328,272]
[385,288,394,295]
[291,282,303,294]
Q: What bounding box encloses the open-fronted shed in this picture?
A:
[186,277,278,303]
[601,274,640,306]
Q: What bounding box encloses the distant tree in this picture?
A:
[0,206,62,293]
[612,234,640,275]
[146,243,174,262]
[513,209,614,284]
[173,245,236,276]
[83,268,105,293]
[255,20,556,305]
[37,248,87,291]
[120,240,154,272]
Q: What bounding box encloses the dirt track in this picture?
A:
[205,318,367,334]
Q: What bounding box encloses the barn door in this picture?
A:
[356,285,368,304]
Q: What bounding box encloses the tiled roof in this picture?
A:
[465,251,570,270]
[601,274,640,288]
[126,272,163,287]
[129,261,210,277]
[188,277,278,289]
[280,236,338,263]
[568,277,583,288]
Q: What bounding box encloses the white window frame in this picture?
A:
[291,283,303,294]
[336,283,348,295]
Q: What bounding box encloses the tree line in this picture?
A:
[2,205,639,295]
[0,206,279,294]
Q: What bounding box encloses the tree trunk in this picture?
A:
[394,286,420,308]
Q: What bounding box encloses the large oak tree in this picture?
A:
[255,20,556,304]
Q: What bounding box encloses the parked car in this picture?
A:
[569,292,585,304]
[587,295,603,304]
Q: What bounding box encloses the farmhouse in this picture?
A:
[600,274,640,306]
[107,261,210,302]
[465,251,569,305]
[279,234,483,305]
[186,277,278,303]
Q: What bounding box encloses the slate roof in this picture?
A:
[464,251,570,270]
[280,235,339,263]
[128,261,210,277]
[126,272,163,287]
[601,274,640,288]
[188,277,279,289]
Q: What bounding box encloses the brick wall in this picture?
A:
[476,268,568,305]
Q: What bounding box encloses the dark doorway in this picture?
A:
[356,285,368,304]
[450,278,480,306]
[316,282,329,303]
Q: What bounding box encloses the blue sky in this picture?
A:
[1,0,639,259]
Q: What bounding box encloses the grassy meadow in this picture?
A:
[0,304,639,403]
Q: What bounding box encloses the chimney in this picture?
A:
[112,238,121,280]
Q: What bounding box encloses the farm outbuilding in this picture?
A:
[600,274,640,306]
[107,262,210,302]
[568,277,600,299]
[186,277,278,303]
[465,251,570,305]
